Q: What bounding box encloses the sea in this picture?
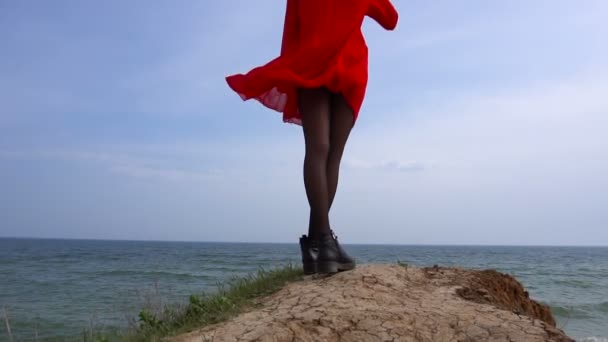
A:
[0,238,607,342]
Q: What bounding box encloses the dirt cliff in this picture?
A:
[170,264,573,342]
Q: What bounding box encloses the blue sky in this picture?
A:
[1,0,607,245]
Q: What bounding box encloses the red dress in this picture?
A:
[225,0,398,126]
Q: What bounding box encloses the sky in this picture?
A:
[1,0,607,245]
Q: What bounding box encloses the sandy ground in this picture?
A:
[169,264,573,342]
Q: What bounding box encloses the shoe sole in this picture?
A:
[317,261,356,274]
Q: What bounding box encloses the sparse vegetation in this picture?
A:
[95,264,302,341]
[126,263,303,341]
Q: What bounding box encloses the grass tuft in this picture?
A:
[3,306,14,342]
[396,259,409,269]
[119,263,304,342]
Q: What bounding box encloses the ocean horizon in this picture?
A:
[4,236,608,247]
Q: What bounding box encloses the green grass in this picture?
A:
[396,259,409,269]
[109,263,305,342]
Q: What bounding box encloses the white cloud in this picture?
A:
[344,159,428,172]
[0,148,226,183]
[108,164,223,182]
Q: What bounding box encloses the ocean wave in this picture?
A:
[98,269,212,280]
[550,305,594,319]
[578,337,608,342]
[550,301,608,318]
[597,302,608,314]
[553,279,595,289]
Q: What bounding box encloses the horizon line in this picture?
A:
[1,236,607,248]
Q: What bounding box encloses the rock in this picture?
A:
[170,264,573,342]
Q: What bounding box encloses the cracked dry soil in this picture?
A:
[169,264,573,342]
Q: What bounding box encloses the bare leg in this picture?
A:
[299,87,332,240]
[327,92,355,211]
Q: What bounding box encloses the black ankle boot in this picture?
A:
[316,230,356,274]
[299,234,319,274]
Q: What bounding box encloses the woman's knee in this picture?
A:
[305,139,331,159]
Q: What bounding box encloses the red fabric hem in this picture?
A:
[226,75,303,126]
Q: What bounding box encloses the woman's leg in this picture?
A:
[299,87,332,240]
[327,92,355,212]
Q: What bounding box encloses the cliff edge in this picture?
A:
[170,264,573,342]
